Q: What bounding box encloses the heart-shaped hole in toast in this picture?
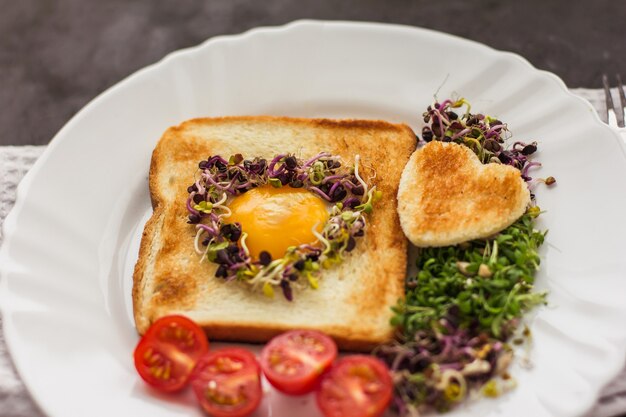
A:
[397,141,530,247]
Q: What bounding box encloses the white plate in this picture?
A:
[2,20,626,417]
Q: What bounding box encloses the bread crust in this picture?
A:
[397,141,530,247]
[133,116,417,351]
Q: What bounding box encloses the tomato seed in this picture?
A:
[216,357,243,372]
[363,382,381,394]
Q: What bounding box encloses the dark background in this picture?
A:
[2,0,624,145]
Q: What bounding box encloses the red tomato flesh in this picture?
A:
[191,348,262,417]
[316,355,393,417]
[260,330,338,395]
[133,315,209,392]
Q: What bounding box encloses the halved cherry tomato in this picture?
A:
[260,329,338,395]
[191,348,262,417]
[133,315,209,392]
[316,355,393,417]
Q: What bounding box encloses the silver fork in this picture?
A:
[602,74,626,128]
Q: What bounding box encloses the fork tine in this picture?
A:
[617,74,626,128]
[603,74,617,126]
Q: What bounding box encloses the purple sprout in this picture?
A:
[184,152,377,301]
[376,315,510,415]
[421,100,542,185]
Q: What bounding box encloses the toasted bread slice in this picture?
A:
[133,116,417,351]
[397,141,530,247]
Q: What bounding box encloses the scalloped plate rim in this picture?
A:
[1,19,625,417]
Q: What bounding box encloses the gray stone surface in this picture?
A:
[0,0,625,145]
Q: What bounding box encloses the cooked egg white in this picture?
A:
[228,186,329,260]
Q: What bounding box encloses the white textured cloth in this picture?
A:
[0,146,47,417]
[0,89,623,417]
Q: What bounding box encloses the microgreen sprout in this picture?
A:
[186,152,378,301]
[376,99,550,415]
[378,214,546,414]
[420,98,555,187]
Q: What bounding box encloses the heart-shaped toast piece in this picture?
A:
[397,141,530,247]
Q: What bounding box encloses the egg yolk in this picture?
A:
[228,186,329,260]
